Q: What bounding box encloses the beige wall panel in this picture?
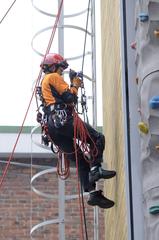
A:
[100,0,128,239]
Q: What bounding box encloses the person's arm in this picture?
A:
[49,73,81,104]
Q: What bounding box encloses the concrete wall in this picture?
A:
[100,0,128,239]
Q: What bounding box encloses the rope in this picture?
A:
[0,0,17,24]
[0,0,64,192]
[73,109,99,240]
[52,108,98,172]
[74,120,85,240]
[73,109,98,162]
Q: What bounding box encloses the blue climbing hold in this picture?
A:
[149,96,159,109]
[149,206,159,215]
[139,13,149,22]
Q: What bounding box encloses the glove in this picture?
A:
[69,69,83,81]
[69,69,77,81]
[71,77,82,89]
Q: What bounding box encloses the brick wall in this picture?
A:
[0,159,104,240]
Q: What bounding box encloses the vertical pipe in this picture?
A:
[91,0,97,128]
[58,2,65,240]
[93,205,99,240]
[91,1,99,239]
[58,177,65,240]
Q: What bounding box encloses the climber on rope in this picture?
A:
[39,53,116,209]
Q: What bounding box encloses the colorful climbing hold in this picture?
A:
[149,206,159,215]
[139,13,149,22]
[138,122,149,134]
[131,41,137,50]
[154,29,159,37]
[149,96,159,109]
[155,145,159,150]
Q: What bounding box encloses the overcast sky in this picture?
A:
[0,0,102,126]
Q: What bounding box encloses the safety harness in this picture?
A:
[36,81,74,150]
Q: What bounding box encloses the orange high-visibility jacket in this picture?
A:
[41,72,78,106]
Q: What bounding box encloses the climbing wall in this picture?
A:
[135,1,159,239]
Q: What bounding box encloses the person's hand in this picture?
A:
[69,69,77,81]
[69,69,84,88]
[69,69,83,81]
[72,77,82,88]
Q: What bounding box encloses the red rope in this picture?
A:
[72,109,100,239]
[55,108,99,181]
[73,109,99,162]
[0,0,64,191]
[73,114,85,240]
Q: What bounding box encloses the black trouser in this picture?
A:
[47,113,105,192]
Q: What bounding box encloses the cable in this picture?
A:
[80,0,91,123]
[0,0,17,24]
[81,0,91,73]
[0,0,64,192]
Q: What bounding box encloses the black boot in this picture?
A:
[87,190,114,209]
[89,166,116,184]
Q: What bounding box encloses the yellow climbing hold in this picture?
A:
[138,122,149,134]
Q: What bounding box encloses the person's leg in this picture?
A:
[81,122,116,183]
[83,123,105,167]
[77,153,96,192]
[48,114,115,209]
[47,115,95,192]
